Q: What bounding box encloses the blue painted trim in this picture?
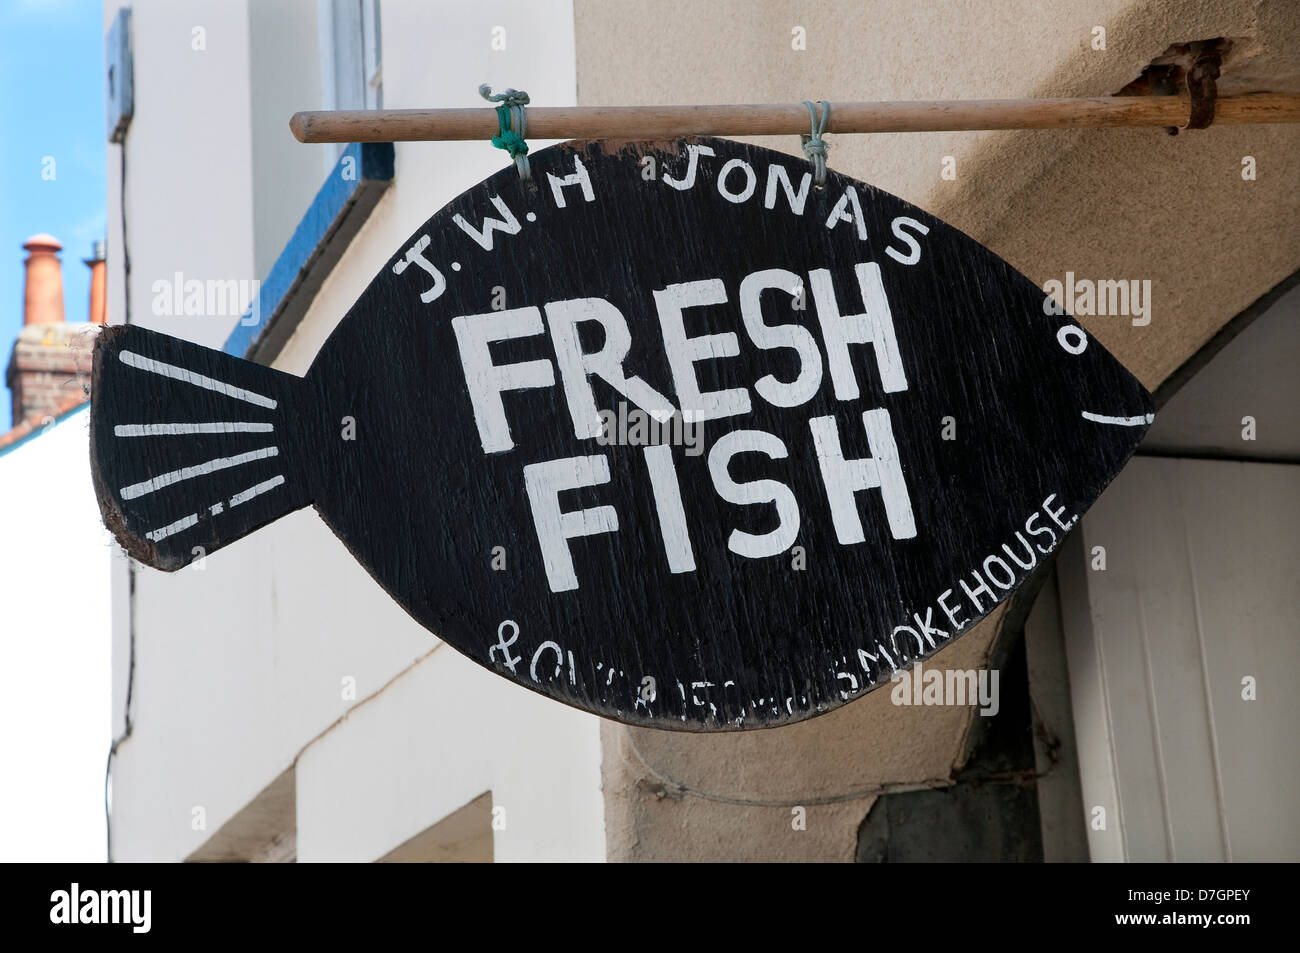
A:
[0,400,89,460]
[223,142,395,359]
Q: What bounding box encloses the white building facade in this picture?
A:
[0,405,113,862]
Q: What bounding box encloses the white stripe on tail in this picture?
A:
[119,350,278,409]
[120,446,278,500]
[143,475,286,542]
[229,475,285,507]
[1081,411,1155,427]
[114,422,274,437]
[146,514,200,542]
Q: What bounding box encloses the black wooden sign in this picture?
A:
[90,136,1153,730]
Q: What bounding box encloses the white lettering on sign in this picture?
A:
[523,454,619,593]
[825,186,868,240]
[605,491,1067,725]
[425,150,945,599]
[643,444,696,574]
[448,259,923,593]
[810,410,916,544]
[485,485,1070,724]
[717,158,758,204]
[391,234,446,303]
[453,195,522,251]
[452,307,555,453]
[547,156,596,208]
[654,278,752,423]
[656,149,869,241]
[662,143,715,190]
[810,263,908,399]
[764,165,812,215]
[544,297,675,439]
[885,217,931,266]
[739,268,823,408]
[708,430,801,559]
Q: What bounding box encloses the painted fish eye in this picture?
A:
[1056,324,1088,355]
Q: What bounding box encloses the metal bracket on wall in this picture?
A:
[1184,45,1222,131]
[1116,38,1227,136]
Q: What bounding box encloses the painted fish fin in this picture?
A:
[89,324,314,571]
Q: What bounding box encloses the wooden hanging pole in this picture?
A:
[290,93,1300,143]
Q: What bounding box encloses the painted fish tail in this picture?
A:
[89,324,313,570]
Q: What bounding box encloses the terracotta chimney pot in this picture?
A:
[22,234,65,326]
[85,239,107,325]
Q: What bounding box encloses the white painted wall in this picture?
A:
[296,645,606,862]
[1060,456,1300,862]
[103,0,262,861]
[0,407,112,862]
[107,0,256,349]
[106,0,599,861]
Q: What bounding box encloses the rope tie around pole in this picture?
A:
[801,100,831,186]
[479,84,531,182]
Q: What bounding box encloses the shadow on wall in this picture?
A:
[856,635,1047,862]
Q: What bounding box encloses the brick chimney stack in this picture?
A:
[21,234,65,326]
[5,234,93,430]
[85,239,107,325]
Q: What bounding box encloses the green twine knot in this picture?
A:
[491,115,529,158]
[480,84,532,180]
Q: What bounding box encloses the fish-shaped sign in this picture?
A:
[90,136,1153,730]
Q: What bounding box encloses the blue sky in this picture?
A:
[0,0,106,428]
